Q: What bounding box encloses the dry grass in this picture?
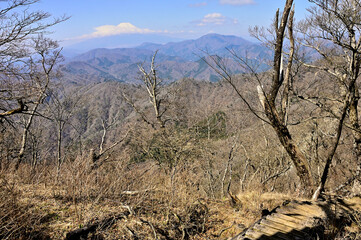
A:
[4,168,361,239]
[0,159,304,240]
[2,143,358,240]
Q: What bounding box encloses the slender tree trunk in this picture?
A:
[221,143,235,198]
[16,104,39,170]
[312,90,352,200]
[57,123,63,176]
[264,104,314,192]
[349,87,361,161]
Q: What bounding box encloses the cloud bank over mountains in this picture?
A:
[76,23,163,40]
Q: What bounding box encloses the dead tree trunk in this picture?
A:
[138,51,167,129]
[264,106,314,190]
[262,1,314,192]
[203,0,314,194]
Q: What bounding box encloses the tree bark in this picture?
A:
[15,104,39,170]
[56,122,63,177]
[264,104,314,192]
[265,0,314,193]
[349,86,361,162]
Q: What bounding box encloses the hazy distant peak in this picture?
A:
[62,33,269,84]
[137,42,163,49]
[198,33,247,41]
[135,33,258,61]
[73,48,154,62]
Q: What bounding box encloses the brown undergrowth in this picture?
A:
[0,158,302,240]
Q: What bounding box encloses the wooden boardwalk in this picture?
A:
[231,197,361,240]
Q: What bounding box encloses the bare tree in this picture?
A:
[249,3,317,191]
[295,0,361,198]
[123,51,167,129]
[45,85,82,175]
[89,115,128,171]
[0,0,68,119]
[0,0,67,169]
[204,0,315,194]
[16,36,63,169]
[204,0,361,198]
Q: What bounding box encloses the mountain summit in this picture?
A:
[137,33,265,61]
[62,33,268,83]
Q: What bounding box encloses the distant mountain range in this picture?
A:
[62,33,270,84]
[63,34,185,53]
[137,33,268,61]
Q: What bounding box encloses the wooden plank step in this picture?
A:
[252,221,295,239]
[267,213,307,227]
[276,204,320,218]
[259,219,296,233]
[231,197,361,239]
[292,203,326,216]
[262,218,307,237]
[255,219,307,239]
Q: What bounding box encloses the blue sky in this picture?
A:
[30,0,313,48]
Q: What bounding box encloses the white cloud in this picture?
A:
[198,13,226,26]
[76,23,161,40]
[194,13,238,27]
[220,0,255,5]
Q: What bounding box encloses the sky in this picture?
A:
[25,0,313,48]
